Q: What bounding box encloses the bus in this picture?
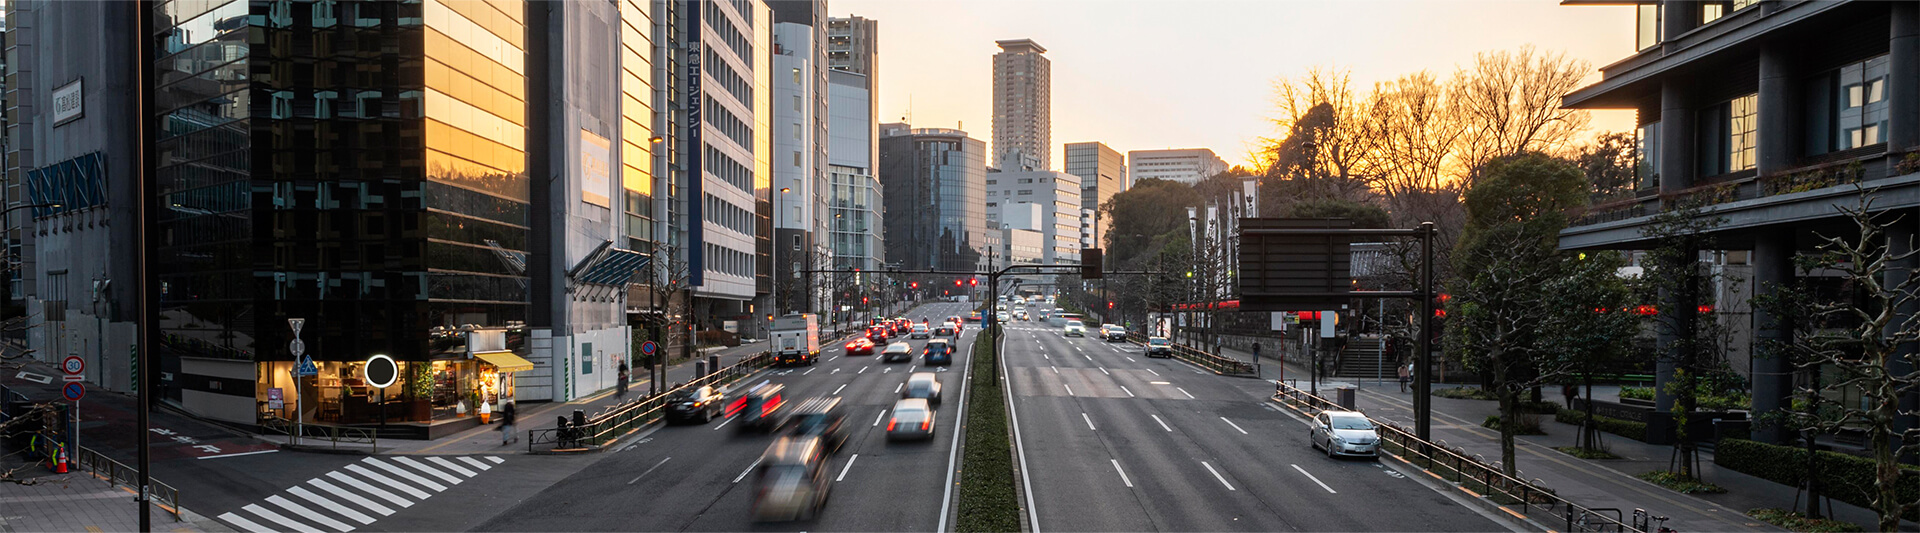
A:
[1048,312,1084,328]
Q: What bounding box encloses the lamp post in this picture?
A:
[1,202,61,350]
[776,187,790,320]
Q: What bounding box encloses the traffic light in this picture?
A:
[969,278,978,287]
[1081,248,1103,279]
[1107,301,1114,309]
[863,297,870,304]
[955,279,963,287]
[910,282,919,289]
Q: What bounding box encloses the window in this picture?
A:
[1807,56,1891,155]
[1636,3,1661,51]
[1636,121,1660,189]
[1697,93,1757,176]
[793,151,801,166]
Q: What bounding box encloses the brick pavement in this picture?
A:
[0,470,222,533]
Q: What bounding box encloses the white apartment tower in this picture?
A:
[985,170,1081,264]
[772,0,830,316]
[1128,148,1228,185]
[992,39,1050,172]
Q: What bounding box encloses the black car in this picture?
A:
[922,339,954,366]
[731,383,788,434]
[665,385,725,424]
[882,342,914,363]
[784,397,849,454]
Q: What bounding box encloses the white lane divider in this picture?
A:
[1202,461,1237,491]
[859,366,869,374]
[627,457,672,485]
[1147,369,1161,377]
[803,368,815,375]
[895,383,903,393]
[1051,366,1058,374]
[1221,417,1249,435]
[1082,413,1096,431]
[733,458,763,483]
[712,416,736,430]
[833,383,848,395]
[1085,354,1093,361]
[836,454,860,482]
[1099,367,1110,375]
[874,409,889,427]
[1292,464,1338,493]
[1150,414,1172,432]
[1177,387,1196,399]
[1126,357,1136,363]
[1122,386,1135,398]
[1111,459,1134,488]
[1064,384,1075,396]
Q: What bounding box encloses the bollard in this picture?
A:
[1336,387,1356,410]
[694,361,707,378]
[709,355,721,375]
[572,409,586,429]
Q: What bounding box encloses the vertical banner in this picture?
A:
[1243,179,1258,218]
[685,0,706,286]
[1186,206,1198,246]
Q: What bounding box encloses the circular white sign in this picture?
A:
[289,339,306,357]
[364,354,399,389]
[63,356,84,375]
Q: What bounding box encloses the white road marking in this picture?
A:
[309,477,396,515]
[1202,461,1237,491]
[217,512,277,533]
[1221,417,1249,435]
[885,367,893,373]
[197,449,279,460]
[836,454,860,481]
[286,486,375,525]
[733,458,763,483]
[241,504,322,533]
[1126,357,1136,362]
[325,471,414,508]
[1267,402,1309,423]
[266,494,354,531]
[627,457,672,485]
[832,368,842,374]
[485,456,504,464]
[1085,354,1092,361]
[456,456,492,471]
[1147,369,1160,377]
[1082,413,1097,431]
[392,457,463,485]
[833,384,848,395]
[1151,414,1173,432]
[895,383,904,393]
[1121,386,1135,397]
[1051,365,1058,374]
[1099,367,1109,375]
[874,409,889,427]
[1111,459,1133,487]
[426,456,477,477]
[1178,387,1196,399]
[343,464,434,499]
[712,416,736,430]
[908,365,916,373]
[1043,354,1049,360]
[803,368,815,375]
[1292,464,1338,493]
[1064,384,1075,396]
[860,366,870,374]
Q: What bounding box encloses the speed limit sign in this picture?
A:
[62,356,84,375]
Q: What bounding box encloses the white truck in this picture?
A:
[772,314,821,366]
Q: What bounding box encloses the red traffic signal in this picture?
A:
[969,278,978,287]
[862,297,870,304]
[910,282,919,289]
[955,279,963,287]
[1107,301,1114,309]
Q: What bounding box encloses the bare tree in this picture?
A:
[1449,46,1593,185]
[1257,67,1378,207]
[0,401,58,485]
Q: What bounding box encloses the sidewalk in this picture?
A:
[1228,346,1816,532]
[0,470,215,533]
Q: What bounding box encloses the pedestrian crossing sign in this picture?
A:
[293,355,319,377]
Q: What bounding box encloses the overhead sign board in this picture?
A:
[1239,218,1353,312]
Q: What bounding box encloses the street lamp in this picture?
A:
[2,202,60,350]
[776,187,790,320]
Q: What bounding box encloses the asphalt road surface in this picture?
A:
[474,302,980,532]
[1000,308,1509,532]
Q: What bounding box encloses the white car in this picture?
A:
[1309,410,1380,458]
[910,324,930,339]
[1063,320,1086,337]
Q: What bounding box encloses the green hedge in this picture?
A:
[1715,438,1920,521]
[957,326,1021,533]
[1555,408,1648,442]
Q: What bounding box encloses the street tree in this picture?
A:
[1637,202,1739,481]
[1542,250,1640,453]
[1449,46,1593,186]
[1444,152,1588,476]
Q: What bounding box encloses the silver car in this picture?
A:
[1309,410,1380,458]
[886,398,936,441]
[749,436,832,521]
[902,372,942,406]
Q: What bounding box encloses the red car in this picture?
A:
[845,337,876,355]
[867,326,890,343]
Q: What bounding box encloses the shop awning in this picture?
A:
[474,351,534,373]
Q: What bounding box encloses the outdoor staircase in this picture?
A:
[1333,336,1393,380]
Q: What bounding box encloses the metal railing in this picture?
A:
[530,351,773,452]
[1271,381,1644,533]
[259,416,380,452]
[73,446,181,521]
[1121,332,1257,376]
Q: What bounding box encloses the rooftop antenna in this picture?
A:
[903,94,913,123]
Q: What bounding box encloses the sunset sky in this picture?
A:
[827,0,1639,169]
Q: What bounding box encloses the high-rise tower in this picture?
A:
[992,39,1050,171]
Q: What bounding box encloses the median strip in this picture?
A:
[955,324,1022,533]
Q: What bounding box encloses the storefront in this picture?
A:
[473,350,533,409]
[258,357,484,425]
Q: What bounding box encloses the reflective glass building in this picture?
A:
[878,123,987,273]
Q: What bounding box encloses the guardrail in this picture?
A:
[1271,381,1645,533]
[1121,332,1257,376]
[73,446,181,521]
[259,416,380,452]
[530,351,773,452]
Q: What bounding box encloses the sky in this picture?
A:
[826,0,1638,169]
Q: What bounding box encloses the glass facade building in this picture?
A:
[154,0,529,430]
[878,125,987,273]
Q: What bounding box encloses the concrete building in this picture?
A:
[826,16,878,81]
[1559,0,1920,446]
[985,170,1082,264]
[992,39,1050,172]
[1000,228,1045,266]
[878,124,988,273]
[1128,148,1227,185]
[1064,141,1125,248]
[772,0,830,318]
[826,16,883,275]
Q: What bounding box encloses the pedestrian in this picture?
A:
[1251,342,1261,362]
[1563,382,1579,409]
[1398,361,1412,393]
[618,360,630,396]
[499,400,518,446]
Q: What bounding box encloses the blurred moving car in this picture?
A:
[866,326,890,344]
[932,323,957,337]
[1310,410,1380,458]
[947,316,964,327]
[910,324,930,339]
[785,397,849,454]
[1063,320,1086,337]
[749,436,833,521]
[964,311,982,323]
[665,385,725,424]
[1102,324,1128,342]
[921,339,953,366]
[902,372,942,406]
[882,342,914,363]
[729,383,787,434]
[886,399,936,441]
[1145,337,1173,358]
[845,337,876,355]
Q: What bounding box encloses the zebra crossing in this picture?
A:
[215,455,504,533]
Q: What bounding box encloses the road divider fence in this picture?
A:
[1272,381,1645,533]
[530,351,772,452]
[1124,332,1257,376]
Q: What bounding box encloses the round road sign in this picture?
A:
[63,382,85,401]
[62,356,85,375]
[640,341,658,356]
[364,354,398,389]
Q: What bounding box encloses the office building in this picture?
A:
[826,15,883,274]
[1560,0,1920,445]
[772,0,829,317]
[985,170,1082,264]
[1128,148,1227,185]
[992,39,1050,171]
[826,15,878,80]
[879,123,988,272]
[1064,141,1125,248]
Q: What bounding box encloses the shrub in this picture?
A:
[1553,446,1619,460]
[1434,387,1495,400]
[1637,471,1726,494]
[1618,384,1749,410]
[1746,508,1863,533]
[1620,386,1653,401]
[957,326,1021,532]
[1483,414,1546,435]
[1715,438,1920,521]
[1555,408,1647,442]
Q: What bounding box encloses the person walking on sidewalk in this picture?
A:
[1398,361,1412,393]
[500,400,518,445]
[618,361,630,397]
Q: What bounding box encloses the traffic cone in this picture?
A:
[52,446,68,474]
